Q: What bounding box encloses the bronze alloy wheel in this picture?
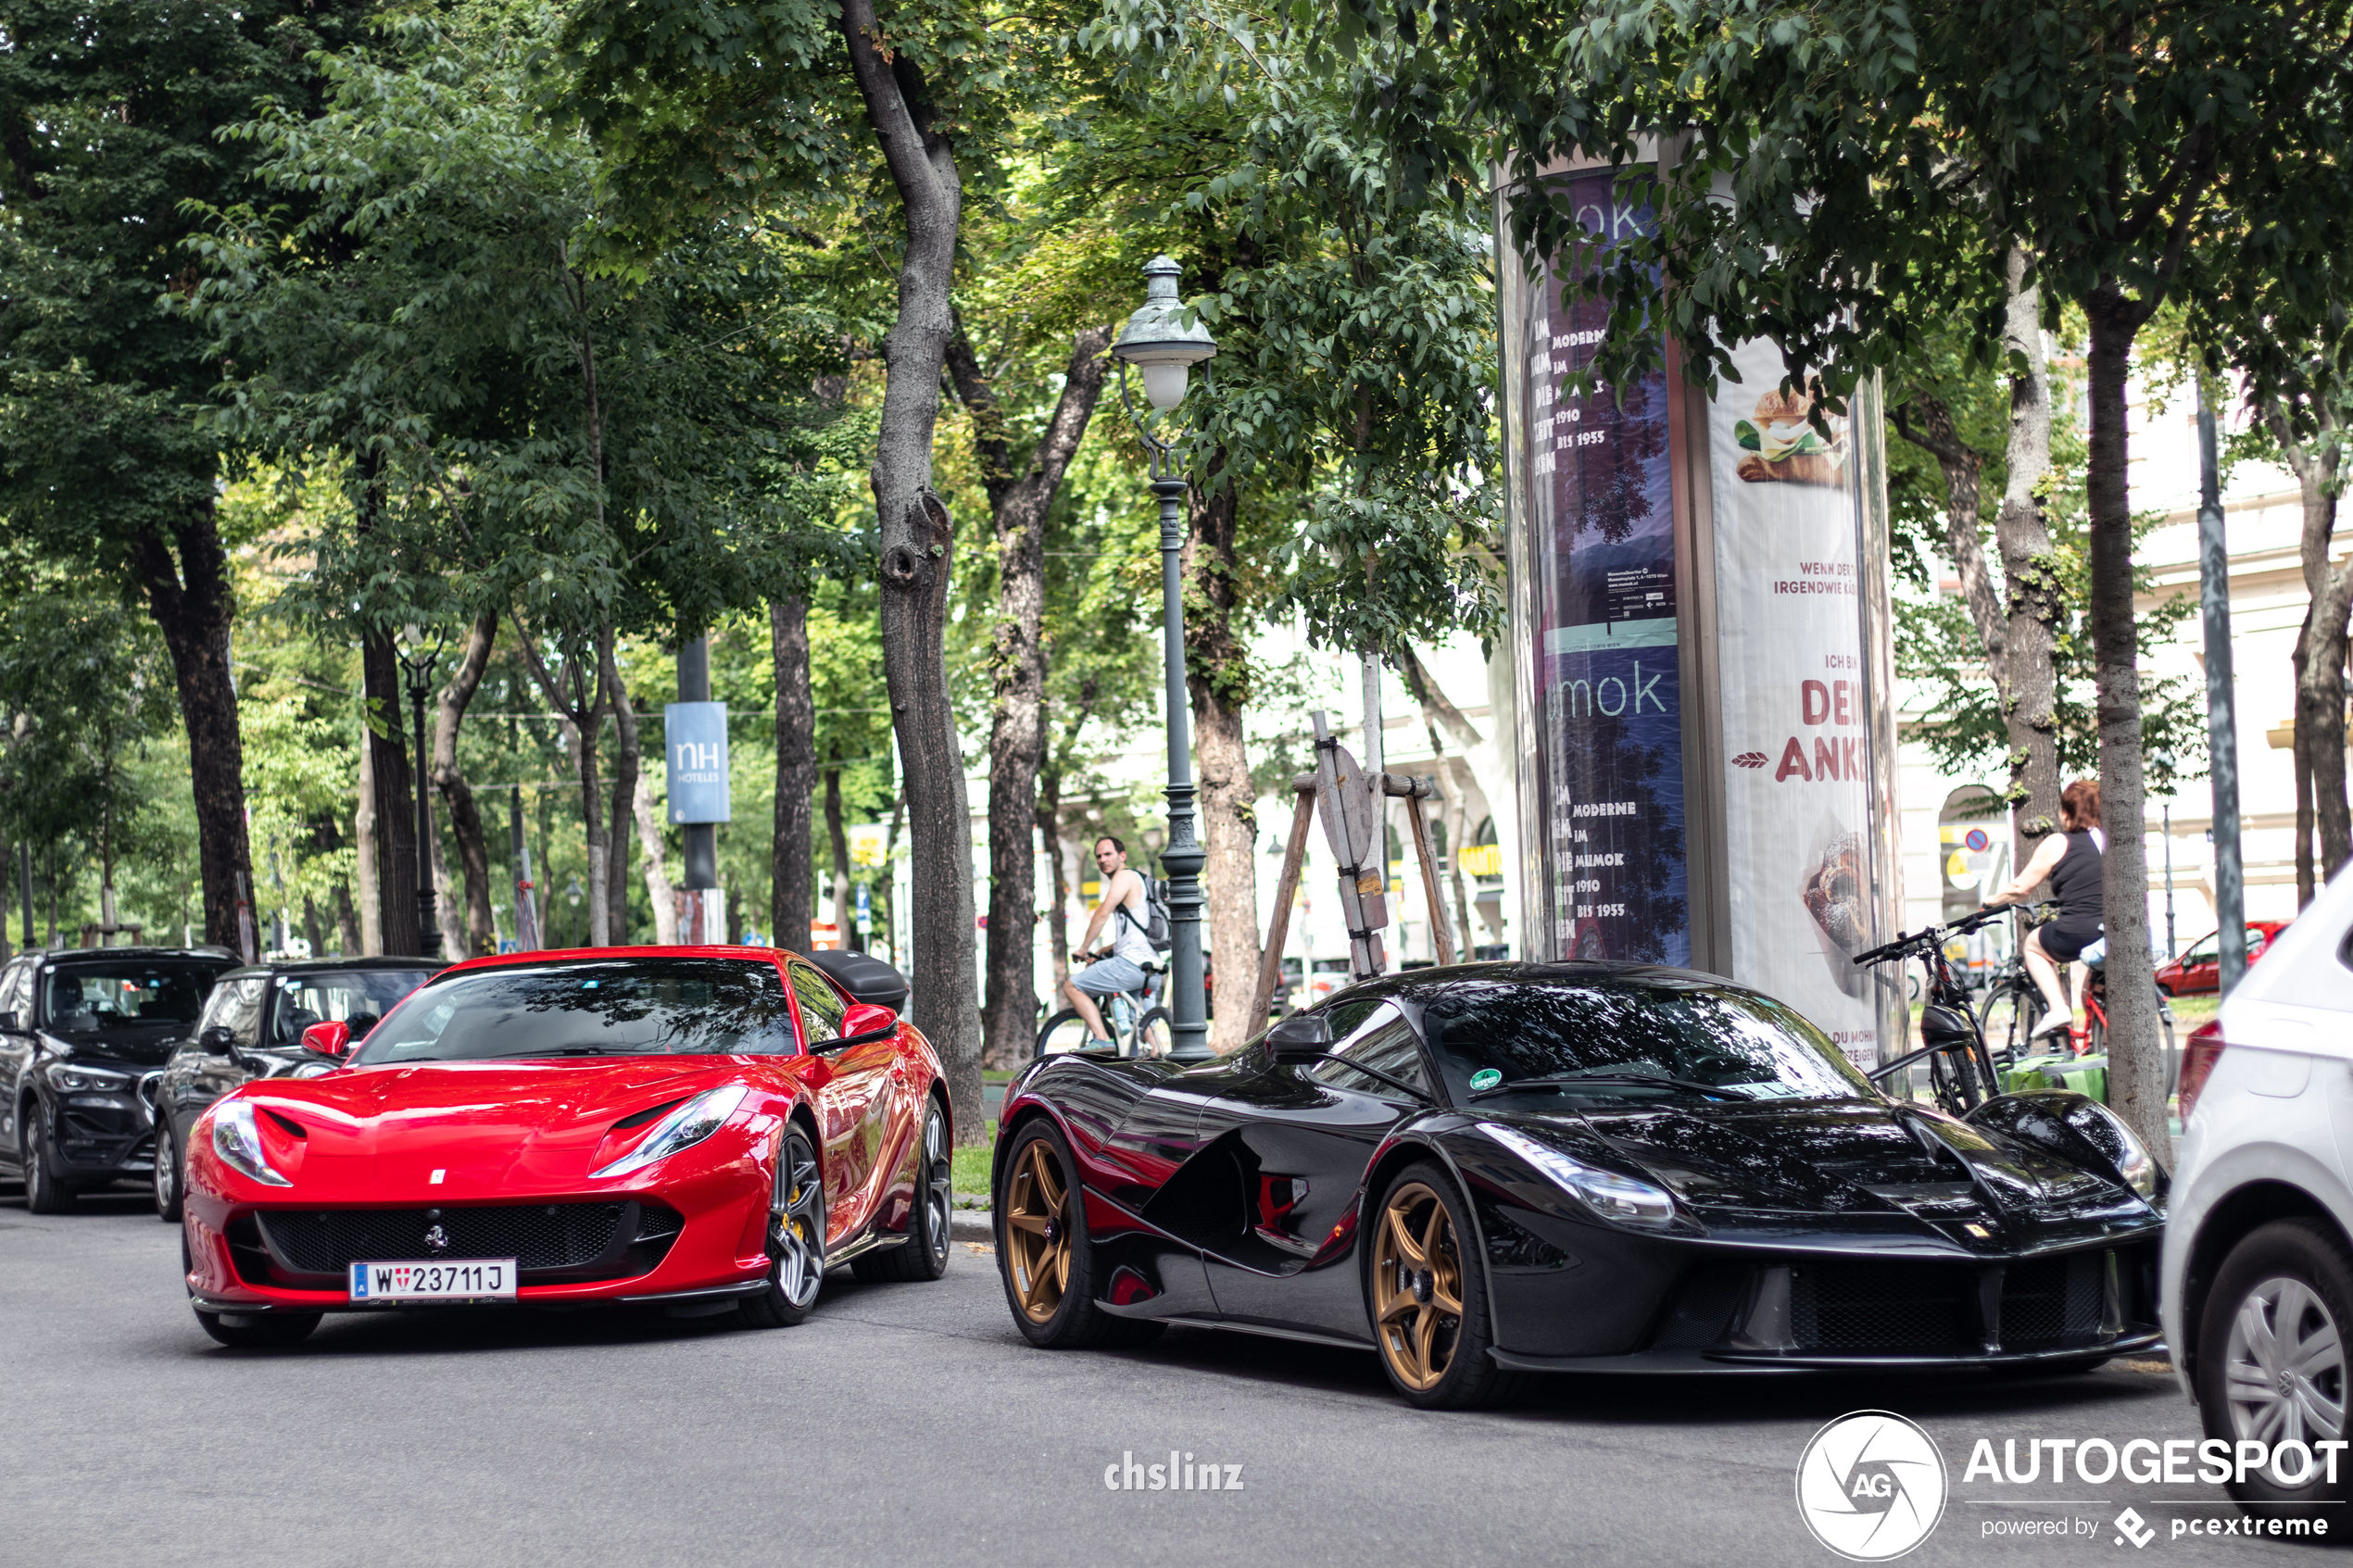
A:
[1373,1180,1466,1392]
[1004,1137,1073,1324]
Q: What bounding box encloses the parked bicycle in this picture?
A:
[1976,906,2174,1069]
[1973,901,2054,1061]
[1853,905,2008,1116]
[2077,938,2178,1067]
[1035,961,1171,1058]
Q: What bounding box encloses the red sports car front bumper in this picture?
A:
[182,1122,780,1314]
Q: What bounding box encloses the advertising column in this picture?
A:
[1503,167,1690,967]
[1500,161,1901,1068]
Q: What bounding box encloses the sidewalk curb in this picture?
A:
[950,1209,994,1245]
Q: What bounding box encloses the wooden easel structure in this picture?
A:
[1248,768,1455,1025]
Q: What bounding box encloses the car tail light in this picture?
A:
[2178,1021,2227,1126]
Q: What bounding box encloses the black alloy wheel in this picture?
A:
[996,1118,1162,1349]
[854,1096,952,1283]
[20,1106,74,1215]
[2196,1219,2353,1521]
[1365,1160,1521,1410]
[740,1127,825,1328]
[195,1310,320,1349]
[153,1117,182,1222]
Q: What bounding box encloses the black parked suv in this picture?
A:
[151,957,435,1220]
[1,947,242,1212]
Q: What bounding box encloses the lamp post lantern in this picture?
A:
[1113,255,1217,1060]
[397,623,446,960]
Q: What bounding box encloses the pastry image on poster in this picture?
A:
[1801,817,1869,999]
[1732,386,1849,486]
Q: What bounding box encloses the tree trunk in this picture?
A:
[1037,763,1070,993]
[333,881,361,959]
[949,320,1114,1069]
[355,724,383,955]
[126,503,252,948]
[843,0,980,1139]
[1995,249,2063,847]
[772,597,816,953]
[429,809,465,960]
[2271,400,2353,886]
[632,775,681,945]
[2294,662,2317,907]
[600,633,639,946]
[577,709,610,947]
[1185,464,1261,1051]
[362,630,422,956]
[2083,292,2165,1159]
[514,622,611,949]
[824,762,853,947]
[431,611,500,957]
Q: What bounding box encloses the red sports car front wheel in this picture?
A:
[739,1127,824,1329]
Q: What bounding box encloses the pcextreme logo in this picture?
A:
[1795,1411,1949,1562]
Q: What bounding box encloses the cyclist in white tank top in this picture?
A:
[1065,835,1153,1046]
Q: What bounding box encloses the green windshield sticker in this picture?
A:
[1469,1068,1503,1092]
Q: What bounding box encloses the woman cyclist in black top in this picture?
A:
[1989,779,2106,1042]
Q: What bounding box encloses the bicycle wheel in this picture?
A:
[1977,980,2035,1070]
[1036,1009,1100,1056]
[1135,1008,1172,1057]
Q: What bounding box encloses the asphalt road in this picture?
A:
[0,1183,2322,1568]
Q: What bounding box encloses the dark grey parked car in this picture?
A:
[1,947,242,1212]
[150,956,436,1220]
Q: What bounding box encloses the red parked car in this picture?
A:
[2155,922,2286,996]
[177,946,950,1348]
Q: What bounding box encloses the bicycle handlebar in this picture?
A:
[1851,902,2008,968]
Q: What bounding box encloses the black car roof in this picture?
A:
[31,947,242,965]
[1315,960,1758,1006]
[216,956,441,980]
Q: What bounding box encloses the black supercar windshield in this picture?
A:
[350,959,799,1065]
[1420,978,1876,1106]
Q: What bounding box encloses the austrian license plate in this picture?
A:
[347,1259,518,1301]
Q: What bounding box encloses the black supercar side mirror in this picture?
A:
[1265,1013,1331,1064]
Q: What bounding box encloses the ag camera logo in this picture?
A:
[1795,1411,1947,1561]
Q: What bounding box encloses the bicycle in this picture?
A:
[1973,902,2057,1062]
[1035,960,1172,1059]
[1853,905,2009,1116]
[2077,941,2178,1075]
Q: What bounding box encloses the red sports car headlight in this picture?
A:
[211,1101,293,1187]
[590,1085,749,1179]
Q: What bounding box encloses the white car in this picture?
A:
[2163,870,2353,1521]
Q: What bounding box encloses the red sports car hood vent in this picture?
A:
[238,1059,736,1202]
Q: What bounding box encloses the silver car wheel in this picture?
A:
[923,1107,951,1263]
[2224,1273,2347,1482]
[774,1140,824,1309]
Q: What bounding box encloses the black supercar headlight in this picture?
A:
[1478,1123,1678,1229]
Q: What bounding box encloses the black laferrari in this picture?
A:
[991,962,2166,1408]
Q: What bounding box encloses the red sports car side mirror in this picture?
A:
[301,1020,353,1059]
[837,1002,897,1045]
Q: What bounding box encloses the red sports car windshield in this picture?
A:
[351,958,799,1065]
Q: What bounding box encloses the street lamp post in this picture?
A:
[397,624,446,960]
[1113,256,1218,1060]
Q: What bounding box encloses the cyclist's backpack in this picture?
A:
[1120,876,1175,953]
[1143,877,1172,951]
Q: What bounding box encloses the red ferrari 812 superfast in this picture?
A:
[177,946,951,1347]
